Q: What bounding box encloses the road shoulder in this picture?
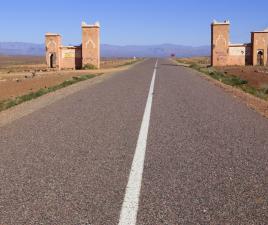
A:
[172,60,268,119]
[0,62,142,128]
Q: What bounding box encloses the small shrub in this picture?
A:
[260,84,268,95]
[205,70,225,81]
[223,76,248,86]
[82,64,98,70]
[263,88,268,94]
[190,63,201,70]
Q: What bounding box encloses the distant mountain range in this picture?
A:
[0,42,210,58]
[101,44,210,58]
[0,42,44,56]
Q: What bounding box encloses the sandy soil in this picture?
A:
[0,57,139,101]
[0,55,46,73]
[177,56,268,89]
[216,66,268,89]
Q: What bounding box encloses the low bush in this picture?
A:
[82,64,98,70]
[189,63,202,70]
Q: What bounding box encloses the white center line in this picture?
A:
[118,59,158,225]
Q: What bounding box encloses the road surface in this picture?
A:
[0,59,267,225]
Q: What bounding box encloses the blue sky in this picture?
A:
[0,0,267,46]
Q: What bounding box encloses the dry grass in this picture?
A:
[177,56,210,66]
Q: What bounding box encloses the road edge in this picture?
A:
[0,60,145,128]
[171,59,268,119]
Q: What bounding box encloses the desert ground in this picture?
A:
[0,55,139,101]
[177,56,268,90]
[216,66,268,89]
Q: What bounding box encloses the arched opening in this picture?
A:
[257,50,264,66]
[49,53,56,68]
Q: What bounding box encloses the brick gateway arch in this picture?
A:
[211,20,268,66]
[45,21,100,70]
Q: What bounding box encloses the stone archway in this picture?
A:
[49,53,56,68]
[257,50,264,66]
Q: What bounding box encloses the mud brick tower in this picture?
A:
[45,33,62,69]
[211,20,230,66]
[82,21,100,69]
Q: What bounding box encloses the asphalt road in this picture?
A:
[0,59,267,225]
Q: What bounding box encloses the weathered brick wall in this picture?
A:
[227,56,245,66]
[60,47,82,70]
[227,45,248,66]
[82,23,100,69]
[211,22,230,66]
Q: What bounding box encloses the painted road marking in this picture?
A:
[118,59,158,225]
